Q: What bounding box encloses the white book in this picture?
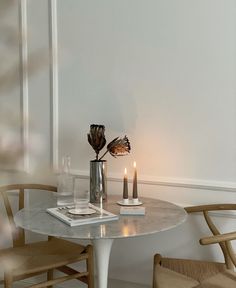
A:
[47,203,119,227]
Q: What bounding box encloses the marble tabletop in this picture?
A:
[14,193,187,240]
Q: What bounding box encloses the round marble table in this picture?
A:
[14,193,187,288]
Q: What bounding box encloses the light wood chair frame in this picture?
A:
[153,203,236,287]
[0,184,94,288]
[186,204,236,270]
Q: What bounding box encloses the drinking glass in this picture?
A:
[74,177,90,212]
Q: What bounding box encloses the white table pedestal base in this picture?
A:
[92,238,114,288]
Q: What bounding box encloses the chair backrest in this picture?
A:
[185,204,236,270]
[0,184,57,248]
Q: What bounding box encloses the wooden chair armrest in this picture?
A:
[200,231,236,245]
[185,204,236,214]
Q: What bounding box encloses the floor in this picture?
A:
[0,278,150,288]
[109,279,150,288]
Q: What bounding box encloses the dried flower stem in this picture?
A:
[98,150,109,161]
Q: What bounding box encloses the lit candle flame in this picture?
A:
[124,167,127,175]
[133,161,136,168]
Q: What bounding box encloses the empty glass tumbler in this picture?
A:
[74,177,90,212]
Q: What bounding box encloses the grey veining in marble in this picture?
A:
[14,193,187,240]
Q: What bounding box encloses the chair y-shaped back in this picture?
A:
[153,204,236,288]
[0,184,57,247]
[186,204,236,270]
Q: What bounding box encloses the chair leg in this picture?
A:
[153,254,162,288]
[4,273,13,288]
[47,269,54,288]
[86,245,94,288]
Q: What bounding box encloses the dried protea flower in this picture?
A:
[99,136,131,160]
[87,124,106,160]
[107,136,131,157]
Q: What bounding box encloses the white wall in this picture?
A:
[1,1,236,286]
[56,0,236,185]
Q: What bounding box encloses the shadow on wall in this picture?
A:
[0,0,49,174]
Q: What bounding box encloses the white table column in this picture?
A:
[92,238,114,288]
